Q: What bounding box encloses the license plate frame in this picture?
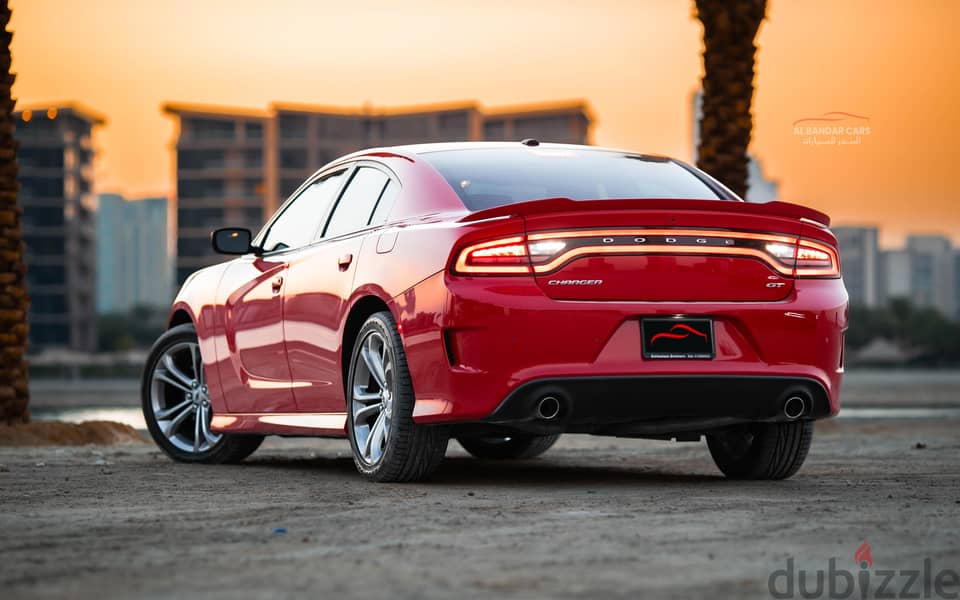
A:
[641,318,715,360]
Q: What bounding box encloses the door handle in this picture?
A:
[337,253,353,271]
[271,276,283,294]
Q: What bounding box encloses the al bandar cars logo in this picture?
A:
[768,541,960,599]
[649,323,708,345]
[793,111,872,146]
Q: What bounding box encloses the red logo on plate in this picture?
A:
[649,324,708,345]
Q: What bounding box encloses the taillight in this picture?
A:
[764,242,799,271]
[452,236,570,275]
[795,239,840,277]
[453,236,531,274]
[764,239,839,277]
[527,239,567,268]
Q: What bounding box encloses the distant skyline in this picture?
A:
[9,0,960,246]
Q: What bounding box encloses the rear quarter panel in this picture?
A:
[349,155,530,413]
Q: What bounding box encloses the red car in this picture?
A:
[142,142,847,482]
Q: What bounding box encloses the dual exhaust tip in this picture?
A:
[534,392,809,422]
[783,394,808,420]
[535,395,562,421]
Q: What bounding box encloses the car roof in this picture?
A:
[338,141,672,163]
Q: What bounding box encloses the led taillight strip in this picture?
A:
[529,229,840,277]
[453,229,840,277]
[527,228,799,245]
[530,244,797,276]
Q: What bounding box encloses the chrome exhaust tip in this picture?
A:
[536,396,562,421]
[783,395,807,420]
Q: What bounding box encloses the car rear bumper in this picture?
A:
[395,272,848,428]
[481,375,830,436]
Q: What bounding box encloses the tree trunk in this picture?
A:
[695,0,766,199]
[0,0,29,424]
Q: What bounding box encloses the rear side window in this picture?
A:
[323,167,389,238]
[422,147,726,211]
[368,179,399,226]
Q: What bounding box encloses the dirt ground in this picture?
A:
[0,420,144,446]
[1,417,958,599]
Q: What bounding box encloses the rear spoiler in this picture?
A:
[459,197,831,227]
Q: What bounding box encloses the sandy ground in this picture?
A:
[1,418,958,600]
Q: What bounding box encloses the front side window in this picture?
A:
[323,168,389,238]
[261,171,345,252]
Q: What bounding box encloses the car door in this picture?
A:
[215,169,347,413]
[283,165,398,413]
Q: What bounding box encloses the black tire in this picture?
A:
[142,323,264,464]
[706,421,814,480]
[346,311,449,482]
[457,434,561,460]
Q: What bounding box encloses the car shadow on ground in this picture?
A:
[434,457,727,487]
[242,453,738,487]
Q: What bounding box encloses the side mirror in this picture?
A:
[211,228,254,255]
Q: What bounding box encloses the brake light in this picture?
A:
[764,240,839,277]
[453,236,531,274]
[795,239,840,277]
[797,247,829,261]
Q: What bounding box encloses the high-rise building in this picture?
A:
[163,105,267,286]
[880,249,911,305]
[691,91,779,203]
[165,100,592,284]
[14,104,102,352]
[482,102,591,146]
[97,194,170,314]
[834,226,880,307]
[906,235,955,317]
[880,236,955,317]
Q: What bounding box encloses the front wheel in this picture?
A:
[142,323,263,463]
[346,311,449,482]
[458,434,560,460]
[706,421,814,480]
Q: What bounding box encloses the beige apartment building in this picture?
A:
[164,100,592,284]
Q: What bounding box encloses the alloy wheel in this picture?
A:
[149,341,221,453]
[350,330,394,465]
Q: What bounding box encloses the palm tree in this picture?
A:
[694,0,766,199]
[0,0,29,424]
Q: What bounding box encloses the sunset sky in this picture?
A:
[9,0,960,246]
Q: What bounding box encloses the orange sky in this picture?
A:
[9,0,960,247]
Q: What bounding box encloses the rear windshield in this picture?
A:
[421,147,727,211]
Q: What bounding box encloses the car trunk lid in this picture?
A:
[508,198,812,302]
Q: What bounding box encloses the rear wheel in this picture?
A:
[346,311,449,482]
[458,434,560,460]
[706,421,814,480]
[142,324,263,463]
